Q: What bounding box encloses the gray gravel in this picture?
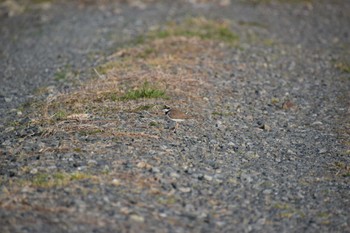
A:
[0,0,349,233]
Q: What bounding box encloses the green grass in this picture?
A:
[52,110,67,120]
[148,18,239,46]
[31,172,92,188]
[54,69,68,81]
[149,121,159,127]
[335,62,350,73]
[119,82,166,101]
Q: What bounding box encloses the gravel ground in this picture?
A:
[0,0,349,233]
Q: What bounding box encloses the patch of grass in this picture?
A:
[31,172,92,188]
[119,82,166,101]
[148,18,239,46]
[52,110,67,120]
[334,161,350,177]
[335,62,350,73]
[54,65,79,83]
[102,91,118,101]
[54,70,67,81]
[132,105,155,112]
[271,97,280,105]
[78,129,104,136]
[263,39,276,46]
[157,195,177,205]
[9,121,20,127]
[73,148,82,153]
[137,47,157,59]
[273,202,305,218]
[317,212,331,218]
[149,121,159,127]
[238,20,267,28]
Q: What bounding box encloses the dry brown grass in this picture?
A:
[41,39,221,116]
[28,18,235,139]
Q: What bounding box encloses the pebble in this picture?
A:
[87,160,97,165]
[130,214,144,223]
[136,161,152,169]
[151,167,160,173]
[179,187,191,193]
[170,172,180,178]
[204,174,213,181]
[30,168,38,174]
[4,97,12,102]
[319,148,327,154]
[112,179,121,186]
[263,189,272,195]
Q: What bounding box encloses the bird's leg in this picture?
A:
[173,122,178,133]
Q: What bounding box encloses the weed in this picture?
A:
[335,62,350,73]
[52,110,67,120]
[149,121,159,127]
[54,70,67,81]
[78,129,104,136]
[30,172,92,188]
[120,82,166,100]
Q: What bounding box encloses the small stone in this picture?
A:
[246,151,259,159]
[112,179,121,186]
[263,189,272,195]
[263,124,271,131]
[216,120,223,128]
[204,174,213,181]
[216,221,226,227]
[170,172,180,178]
[319,148,327,154]
[87,160,97,165]
[120,207,130,215]
[179,187,191,193]
[287,149,296,155]
[130,214,144,223]
[4,97,12,103]
[30,168,38,174]
[136,161,152,169]
[215,178,223,184]
[257,218,266,225]
[151,167,160,173]
[228,142,235,147]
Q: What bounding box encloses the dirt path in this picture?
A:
[0,1,349,232]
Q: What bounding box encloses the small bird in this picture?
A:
[163,106,190,131]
